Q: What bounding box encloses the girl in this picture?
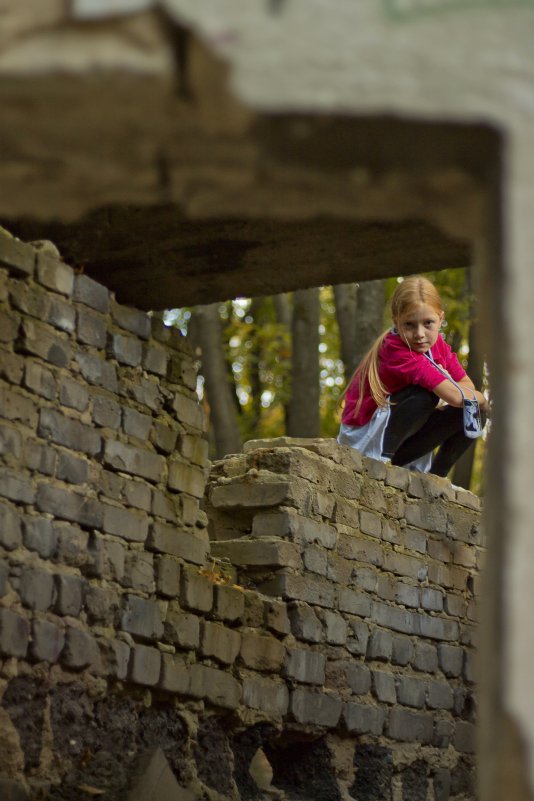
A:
[337,276,488,476]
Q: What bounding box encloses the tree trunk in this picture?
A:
[272,292,291,428]
[189,303,242,459]
[352,279,387,368]
[333,283,358,381]
[249,297,264,430]
[287,288,320,437]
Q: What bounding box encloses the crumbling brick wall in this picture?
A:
[0,234,481,801]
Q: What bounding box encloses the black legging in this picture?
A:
[381,386,485,477]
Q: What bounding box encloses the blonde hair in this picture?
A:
[344,276,444,420]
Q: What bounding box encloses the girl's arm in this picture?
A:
[433,378,489,411]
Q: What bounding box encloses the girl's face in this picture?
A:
[395,303,444,353]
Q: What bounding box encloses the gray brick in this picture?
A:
[121,594,163,640]
[164,604,200,649]
[0,235,35,276]
[427,680,454,710]
[123,376,162,411]
[213,584,245,622]
[76,307,107,348]
[367,629,393,662]
[0,422,23,462]
[180,567,213,613]
[264,598,290,635]
[0,502,22,550]
[102,503,149,543]
[20,319,71,367]
[55,574,85,616]
[54,523,91,568]
[285,648,326,684]
[421,587,444,611]
[454,721,476,753]
[321,610,347,645]
[397,676,426,708]
[123,551,155,593]
[99,638,130,680]
[56,452,89,485]
[0,467,35,503]
[73,274,109,312]
[150,422,178,454]
[370,601,416,635]
[75,352,118,392]
[168,460,206,499]
[177,432,209,466]
[93,538,126,582]
[338,588,371,617]
[290,688,342,727]
[111,300,151,339]
[36,484,103,529]
[438,644,464,677]
[159,653,190,693]
[260,572,335,609]
[0,608,30,657]
[242,677,289,717]
[359,509,382,538]
[391,635,414,666]
[383,550,428,581]
[346,663,371,695]
[0,385,38,426]
[143,344,168,376]
[31,618,65,663]
[36,253,74,296]
[405,500,447,534]
[10,280,51,320]
[24,441,56,475]
[433,720,454,750]
[59,378,89,411]
[38,407,101,455]
[404,527,427,554]
[418,614,459,641]
[201,621,241,665]
[343,701,386,735]
[0,309,20,343]
[92,395,121,429]
[396,582,420,608]
[240,629,285,671]
[372,669,396,703]
[347,618,369,656]
[19,568,55,611]
[123,478,152,512]
[0,347,23,384]
[189,664,241,709]
[413,642,438,673]
[156,556,181,597]
[128,644,161,686]
[109,333,142,366]
[148,522,208,566]
[351,566,378,593]
[0,562,8,596]
[104,439,165,483]
[388,708,434,743]
[172,391,205,431]
[123,407,152,439]
[85,585,120,624]
[211,538,301,569]
[151,488,177,521]
[23,362,56,400]
[48,296,76,333]
[62,627,100,670]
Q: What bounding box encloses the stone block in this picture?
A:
[92,394,122,429]
[123,407,152,440]
[303,545,327,575]
[189,664,241,709]
[111,299,151,339]
[289,602,324,643]
[367,629,393,662]
[62,627,100,670]
[151,422,179,455]
[0,467,35,504]
[99,637,130,679]
[123,478,152,512]
[0,235,35,276]
[164,605,200,649]
[123,376,162,412]
[359,509,382,538]
[121,594,164,640]
[240,629,285,671]
[85,585,120,624]
[453,721,476,753]
[0,423,23,464]
[0,309,20,343]
[321,610,347,645]
[151,488,177,521]
[36,484,103,529]
[48,295,76,333]
[397,676,426,708]
[53,523,93,570]
[31,618,65,663]
[10,280,51,320]
[75,352,118,392]
[433,720,454,750]
[177,432,209,466]
[328,464,362,499]
[55,574,85,616]
[172,391,205,431]
[347,618,370,656]
[0,608,30,657]
[159,654,190,694]
[143,344,168,376]
[352,566,378,593]
[395,582,420,608]
[383,550,427,581]
[24,440,56,475]
[213,584,245,622]
[421,587,444,611]
[109,332,142,366]
[102,503,149,543]
[180,568,213,612]
[148,522,209,566]
[38,407,101,456]
[73,274,109,313]
[156,556,181,598]
[388,708,434,743]
[405,500,447,534]
[391,635,414,666]
[427,680,454,710]
[20,319,71,367]
[343,702,386,735]
[332,497,360,527]
[123,551,155,593]
[338,588,372,618]
[404,527,427,554]
[37,253,74,295]
[260,571,335,608]
[59,378,89,412]
[413,642,438,673]
[201,621,241,664]
[372,669,396,704]
[370,601,416,635]
[211,538,301,568]
[264,598,291,634]
[242,677,289,717]
[285,648,326,684]
[346,663,371,695]
[76,307,107,347]
[129,644,162,686]
[290,688,342,728]
[438,644,464,677]
[0,348,24,384]
[168,460,206,499]
[0,385,38,426]
[104,439,165,483]
[418,613,459,642]
[56,452,89,485]
[24,361,56,400]
[252,510,337,549]
[447,506,481,544]
[0,502,22,550]
[19,568,55,611]
[0,561,8,596]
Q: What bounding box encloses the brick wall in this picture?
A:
[0,234,481,801]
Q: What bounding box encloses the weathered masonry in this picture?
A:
[0,238,481,800]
